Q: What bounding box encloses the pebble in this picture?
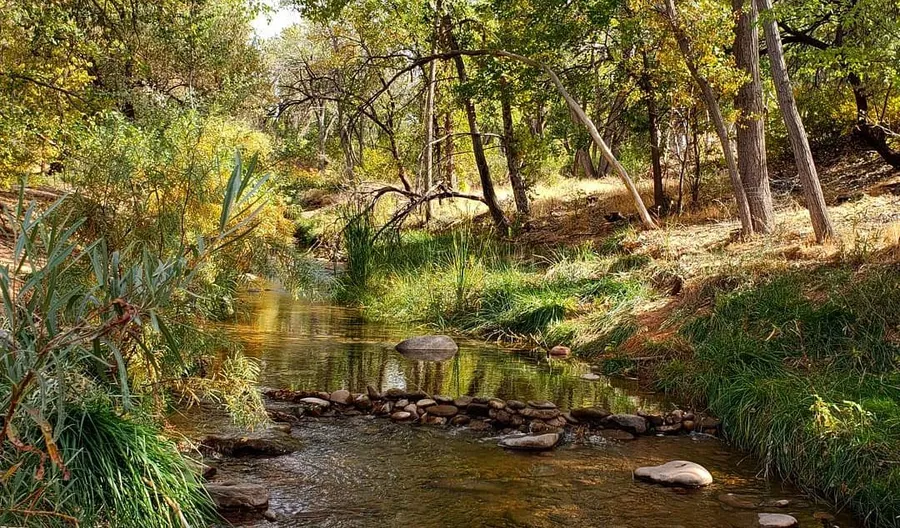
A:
[581,373,601,380]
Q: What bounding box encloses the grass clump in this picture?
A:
[658,265,900,526]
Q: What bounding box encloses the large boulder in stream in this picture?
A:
[757,513,799,527]
[205,482,269,512]
[395,335,458,361]
[634,460,713,487]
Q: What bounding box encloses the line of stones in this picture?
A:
[264,386,722,438]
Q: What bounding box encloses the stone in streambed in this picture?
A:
[390,411,414,422]
[417,398,436,408]
[421,414,447,425]
[527,400,557,409]
[367,385,382,400]
[506,400,526,410]
[570,407,611,422]
[428,404,459,417]
[466,403,490,417]
[434,395,453,404]
[548,345,571,357]
[396,335,458,361]
[488,398,506,410]
[599,429,635,441]
[206,482,269,512]
[498,433,560,451]
[453,395,473,408]
[757,513,798,528]
[581,373,601,381]
[607,414,648,434]
[450,415,471,426]
[299,397,330,408]
[634,460,713,487]
[520,407,561,420]
[201,429,302,457]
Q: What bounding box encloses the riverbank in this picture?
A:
[319,182,900,526]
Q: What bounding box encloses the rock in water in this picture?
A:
[548,345,571,357]
[329,389,353,405]
[498,433,560,451]
[634,460,713,487]
[206,482,269,512]
[298,397,330,408]
[581,373,601,381]
[427,404,459,417]
[758,513,798,527]
[395,335,458,361]
[607,414,648,434]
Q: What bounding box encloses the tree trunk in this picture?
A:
[443,16,508,231]
[756,0,836,242]
[849,72,900,168]
[642,52,667,214]
[500,79,529,217]
[665,0,753,236]
[443,111,456,188]
[574,148,598,178]
[733,0,775,233]
[422,0,442,222]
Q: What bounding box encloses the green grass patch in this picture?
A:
[658,265,900,526]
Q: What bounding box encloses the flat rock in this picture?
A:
[655,423,683,434]
[634,460,713,487]
[506,400,526,410]
[299,397,330,408]
[488,398,506,409]
[396,335,458,361]
[428,404,459,417]
[599,429,635,441]
[758,513,798,527]
[435,395,454,404]
[329,389,353,405]
[520,407,561,420]
[571,407,611,422]
[581,373,601,380]
[206,482,269,512]
[527,400,557,409]
[607,414,648,434]
[454,395,473,408]
[718,493,760,510]
[201,429,302,457]
[416,398,436,408]
[390,411,414,422]
[466,403,490,417]
[498,433,560,451]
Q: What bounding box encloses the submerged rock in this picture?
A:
[634,460,713,487]
[206,482,269,512]
[299,397,330,408]
[581,373,601,381]
[201,429,302,457]
[390,411,415,422]
[498,433,560,451]
[758,513,798,527]
[599,429,635,441]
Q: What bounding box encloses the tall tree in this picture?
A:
[733,0,775,233]
[756,0,836,242]
[664,0,754,236]
[500,77,529,217]
[442,15,508,231]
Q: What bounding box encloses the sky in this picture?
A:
[251,1,302,40]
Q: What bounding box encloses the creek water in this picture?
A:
[189,289,856,527]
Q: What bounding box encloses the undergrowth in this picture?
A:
[656,265,900,526]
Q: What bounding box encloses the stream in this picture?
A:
[177,289,856,527]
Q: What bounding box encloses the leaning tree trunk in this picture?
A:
[733,0,775,233]
[443,16,508,231]
[500,79,529,217]
[665,0,753,236]
[756,0,836,242]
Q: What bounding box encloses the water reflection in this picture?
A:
[226,289,659,412]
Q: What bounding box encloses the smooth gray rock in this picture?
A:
[570,407,611,422]
[498,433,560,451]
[758,513,798,527]
[396,335,458,361]
[206,482,269,511]
[634,460,713,487]
[329,389,353,405]
[299,397,330,408]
